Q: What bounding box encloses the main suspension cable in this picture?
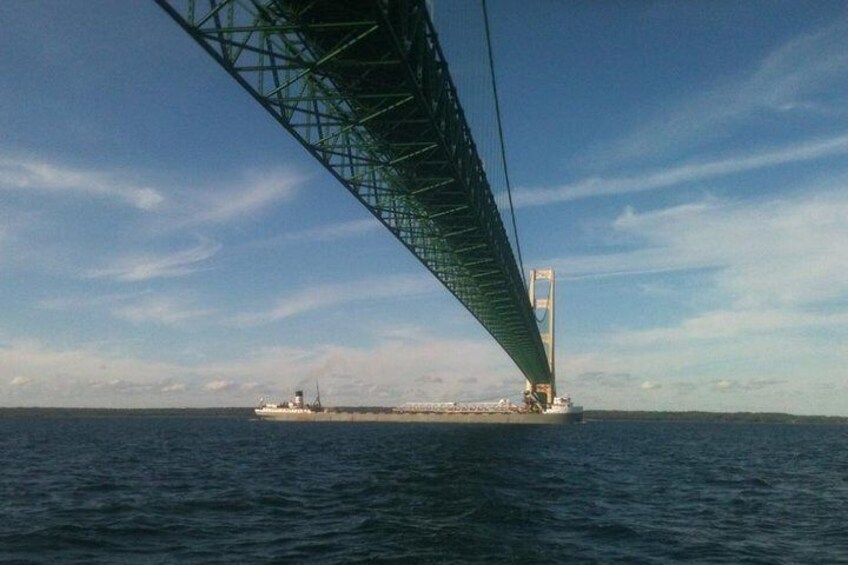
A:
[482,0,526,286]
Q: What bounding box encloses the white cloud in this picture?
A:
[282,218,378,242]
[751,19,848,111]
[374,325,431,343]
[0,154,164,210]
[1,332,844,413]
[515,134,848,206]
[0,339,181,399]
[0,154,303,233]
[546,188,848,415]
[613,309,848,347]
[9,376,30,386]
[112,296,214,326]
[640,380,661,391]
[574,371,635,389]
[39,291,214,326]
[583,18,848,166]
[173,169,302,227]
[39,291,150,311]
[552,190,848,308]
[255,218,380,248]
[86,236,221,281]
[234,274,437,325]
[0,329,521,407]
[557,333,848,414]
[91,378,129,390]
[204,380,234,392]
[745,379,786,391]
[217,335,517,404]
[552,190,848,371]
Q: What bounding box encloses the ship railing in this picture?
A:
[393,402,517,414]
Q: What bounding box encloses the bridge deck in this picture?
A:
[156,0,551,385]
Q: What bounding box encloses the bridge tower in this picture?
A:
[526,269,556,406]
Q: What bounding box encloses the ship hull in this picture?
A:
[254,409,582,425]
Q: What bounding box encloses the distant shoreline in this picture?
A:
[0,407,846,424]
[581,410,848,425]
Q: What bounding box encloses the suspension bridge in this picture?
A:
[156,0,558,405]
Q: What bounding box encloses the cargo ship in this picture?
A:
[255,269,580,425]
[254,390,582,425]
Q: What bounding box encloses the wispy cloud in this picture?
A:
[205,334,518,404]
[0,331,518,407]
[39,290,213,326]
[246,218,380,249]
[559,333,848,413]
[293,218,379,242]
[0,153,303,228]
[0,154,164,210]
[204,380,234,392]
[170,169,303,227]
[614,309,848,347]
[516,134,848,206]
[39,291,150,311]
[86,236,221,281]
[709,378,789,393]
[550,189,848,307]
[574,371,635,389]
[0,223,8,264]
[584,18,848,166]
[111,296,214,326]
[0,333,836,410]
[548,188,848,413]
[233,274,436,326]
[0,339,182,396]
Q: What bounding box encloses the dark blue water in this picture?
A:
[1,416,847,564]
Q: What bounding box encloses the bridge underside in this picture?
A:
[157,0,552,386]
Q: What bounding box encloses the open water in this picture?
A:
[1,415,847,564]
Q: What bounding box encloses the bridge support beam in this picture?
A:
[154,0,552,387]
[526,268,556,407]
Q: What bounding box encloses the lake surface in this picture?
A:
[1,415,846,563]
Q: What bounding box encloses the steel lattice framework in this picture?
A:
[156,0,551,386]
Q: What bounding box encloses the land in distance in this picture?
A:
[1,407,846,424]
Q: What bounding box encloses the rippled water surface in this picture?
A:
[1,415,847,563]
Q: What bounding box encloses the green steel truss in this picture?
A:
[156,0,551,386]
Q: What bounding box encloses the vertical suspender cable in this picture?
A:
[481,0,526,286]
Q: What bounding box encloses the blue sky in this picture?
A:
[2,1,848,414]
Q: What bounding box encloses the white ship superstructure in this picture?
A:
[255,389,321,418]
[544,395,583,417]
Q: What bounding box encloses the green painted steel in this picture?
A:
[155,0,551,386]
